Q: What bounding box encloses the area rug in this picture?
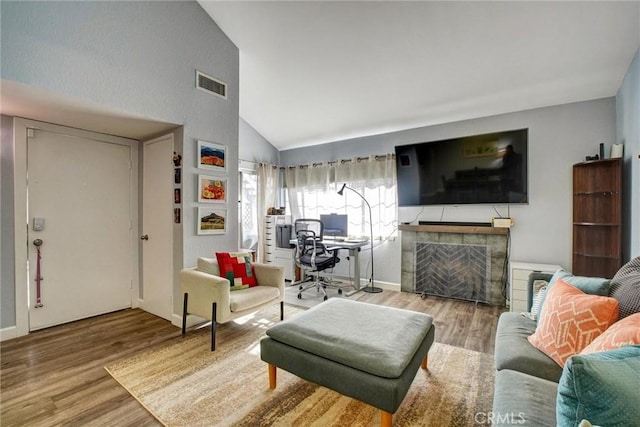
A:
[105,306,495,426]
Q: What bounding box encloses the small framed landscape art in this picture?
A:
[197,207,226,235]
[198,174,226,203]
[197,140,226,172]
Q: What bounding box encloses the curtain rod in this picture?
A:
[286,153,394,169]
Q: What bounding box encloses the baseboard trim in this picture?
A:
[0,326,18,342]
[369,279,400,292]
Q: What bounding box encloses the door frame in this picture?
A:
[13,118,140,337]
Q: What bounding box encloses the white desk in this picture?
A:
[290,239,369,294]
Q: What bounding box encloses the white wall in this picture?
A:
[281,98,617,285]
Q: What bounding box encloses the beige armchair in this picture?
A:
[180,257,285,351]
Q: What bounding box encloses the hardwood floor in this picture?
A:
[352,289,506,354]
[1,291,505,426]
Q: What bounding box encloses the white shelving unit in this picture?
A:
[509,262,562,312]
[264,215,294,281]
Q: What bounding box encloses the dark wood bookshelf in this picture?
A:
[572,158,622,278]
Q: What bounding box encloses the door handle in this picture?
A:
[140,234,149,241]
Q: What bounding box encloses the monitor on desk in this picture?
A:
[320,214,348,238]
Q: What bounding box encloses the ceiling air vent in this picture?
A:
[196,70,227,100]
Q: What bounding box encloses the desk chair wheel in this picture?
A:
[297,293,302,299]
[323,295,328,301]
[338,289,343,295]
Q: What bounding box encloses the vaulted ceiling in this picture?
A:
[200,1,640,150]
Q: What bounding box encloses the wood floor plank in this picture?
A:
[1,290,505,426]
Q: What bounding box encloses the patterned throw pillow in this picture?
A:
[215,252,257,288]
[580,313,640,355]
[522,283,547,321]
[527,278,619,367]
[535,270,611,327]
[609,256,640,320]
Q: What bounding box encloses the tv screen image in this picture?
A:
[395,129,528,206]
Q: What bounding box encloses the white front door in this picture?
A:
[27,128,134,330]
[140,134,174,321]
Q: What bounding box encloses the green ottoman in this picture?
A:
[260,298,435,426]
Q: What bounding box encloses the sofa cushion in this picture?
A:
[580,313,640,355]
[494,312,563,382]
[556,345,640,427]
[528,279,619,367]
[492,369,558,427]
[609,256,640,320]
[229,285,280,312]
[535,270,610,322]
[216,252,257,287]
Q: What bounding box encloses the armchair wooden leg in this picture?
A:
[182,292,188,335]
[211,302,217,351]
[280,301,284,321]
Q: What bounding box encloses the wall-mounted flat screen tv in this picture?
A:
[395,129,528,206]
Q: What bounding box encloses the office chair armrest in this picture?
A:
[253,262,285,290]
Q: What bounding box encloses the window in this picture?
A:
[239,169,258,251]
[285,154,397,240]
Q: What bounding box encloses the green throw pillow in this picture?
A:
[556,345,640,427]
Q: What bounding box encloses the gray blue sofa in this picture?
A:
[492,257,640,427]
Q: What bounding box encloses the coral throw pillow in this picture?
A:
[215,252,257,287]
[527,278,619,367]
[580,313,640,355]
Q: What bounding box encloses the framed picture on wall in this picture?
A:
[197,140,226,172]
[197,207,226,235]
[198,174,226,203]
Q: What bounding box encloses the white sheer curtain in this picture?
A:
[257,163,280,262]
[285,154,397,240]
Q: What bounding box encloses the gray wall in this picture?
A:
[616,48,640,260]
[1,115,16,328]
[281,98,617,284]
[239,118,280,164]
[1,1,239,327]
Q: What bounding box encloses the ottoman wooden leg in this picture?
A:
[421,354,428,370]
[268,364,277,389]
[381,410,392,427]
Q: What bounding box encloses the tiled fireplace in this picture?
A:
[399,224,509,306]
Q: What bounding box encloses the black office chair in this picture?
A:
[294,218,341,301]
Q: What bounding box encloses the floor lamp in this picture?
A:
[337,183,382,293]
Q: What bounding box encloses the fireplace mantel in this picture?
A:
[398,224,508,235]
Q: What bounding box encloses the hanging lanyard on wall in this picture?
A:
[33,239,44,308]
